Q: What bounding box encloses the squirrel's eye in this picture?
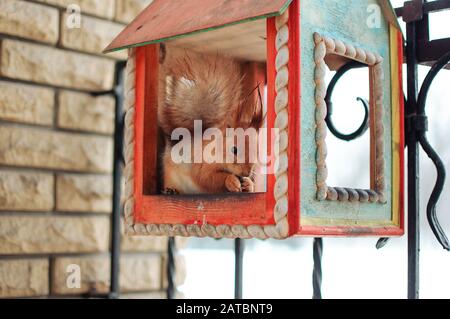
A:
[231,146,238,156]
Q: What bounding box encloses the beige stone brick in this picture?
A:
[0,81,54,126]
[51,255,162,294]
[52,255,109,295]
[56,174,112,213]
[0,216,110,254]
[58,91,115,134]
[0,125,113,173]
[115,0,153,24]
[0,0,59,44]
[121,255,162,292]
[0,39,115,91]
[120,291,166,299]
[35,0,115,19]
[0,170,54,211]
[61,13,126,59]
[121,233,169,253]
[0,259,49,298]
[121,230,189,252]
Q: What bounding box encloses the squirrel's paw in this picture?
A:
[225,175,242,193]
[241,177,255,193]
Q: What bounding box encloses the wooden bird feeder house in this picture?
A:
[105,0,404,239]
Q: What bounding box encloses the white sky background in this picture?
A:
[179,0,450,299]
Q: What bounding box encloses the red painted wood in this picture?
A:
[287,0,301,236]
[138,194,267,226]
[143,45,160,195]
[133,41,277,227]
[265,18,277,226]
[265,0,301,235]
[133,47,146,221]
[105,0,292,52]
[397,30,405,234]
[264,0,301,236]
[132,0,303,233]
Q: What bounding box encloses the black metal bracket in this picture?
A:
[98,61,179,300]
[406,114,428,134]
[416,51,450,251]
[167,237,177,299]
[234,239,244,299]
[88,61,126,299]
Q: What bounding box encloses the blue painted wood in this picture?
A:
[300,0,395,225]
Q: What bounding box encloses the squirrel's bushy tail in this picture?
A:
[158,51,243,135]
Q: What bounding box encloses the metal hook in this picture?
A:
[416,51,450,251]
[325,61,370,141]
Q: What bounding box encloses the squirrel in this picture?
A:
[158,45,265,195]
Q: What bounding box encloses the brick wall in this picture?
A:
[0,0,185,298]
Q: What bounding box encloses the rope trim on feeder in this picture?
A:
[313,33,386,204]
[123,47,137,235]
[123,10,291,239]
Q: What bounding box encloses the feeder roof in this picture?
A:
[104,0,402,54]
[104,0,293,53]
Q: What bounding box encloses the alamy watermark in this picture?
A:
[170,121,280,175]
[66,264,81,289]
[367,4,382,29]
[66,4,82,29]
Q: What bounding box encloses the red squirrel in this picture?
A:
[158,46,264,195]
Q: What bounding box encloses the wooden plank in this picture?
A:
[297,24,405,237]
[105,0,292,53]
[143,45,160,195]
[170,19,265,46]
[377,0,403,33]
[137,194,269,226]
[176,42,267,62]
[390,24,405,230]
[133,47,146,219]
[133,35,274,226]
[169,19,267,62]
[299,225,404,237]
[267,0,301,235]
[397,27,405,232]
[369,66,376,191]
[286,0,301,236]
[265,17,277,226]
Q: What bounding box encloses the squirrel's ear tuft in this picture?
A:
[250,83,265,129]
[237,82,265,129]
[250,101,265,129]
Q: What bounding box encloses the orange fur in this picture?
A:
[158,47,264,195]
[158,49,243,134]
